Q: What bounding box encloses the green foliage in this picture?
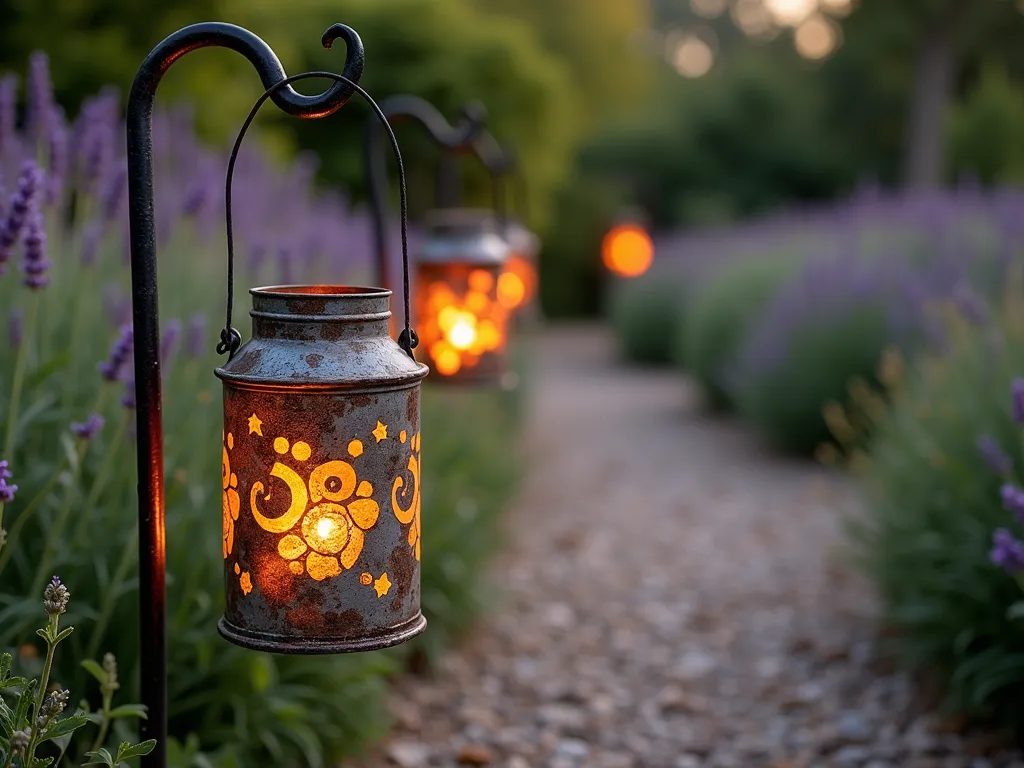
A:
[582,51,852,230]
[0,585,150,768]
[733,302,902,453]
[608,270,685,367]
[682,256,798,411]
[537,179,621,319]
[853,288,1024,729]
[414,386,522,664]
[949,65,1024,184]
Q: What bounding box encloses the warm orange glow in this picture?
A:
[602,224,654,278]
[498,255,536,310]
[418,268,511,378]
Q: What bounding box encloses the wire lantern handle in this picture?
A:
[221,70,419,360]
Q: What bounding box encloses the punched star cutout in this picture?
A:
[372,421,388,443]
[373,572,392,598]
[248,414,263,436]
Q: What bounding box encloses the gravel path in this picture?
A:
[348,325,1023,768]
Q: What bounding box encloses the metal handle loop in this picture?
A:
[222,71,418,360]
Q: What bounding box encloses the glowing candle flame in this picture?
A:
[317,518,335,539]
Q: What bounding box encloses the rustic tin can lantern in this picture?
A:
[216,286,427,652]
[499,218,540,312]
[416,208,513,385]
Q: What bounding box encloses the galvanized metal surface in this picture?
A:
[216,286,428,653]
[417,208,510,266]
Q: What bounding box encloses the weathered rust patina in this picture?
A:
[216,285,428,653]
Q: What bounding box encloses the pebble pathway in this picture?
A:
[347,326,1023,768]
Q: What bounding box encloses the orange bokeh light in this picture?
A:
[498,255,536,310]
[602,224,654,278]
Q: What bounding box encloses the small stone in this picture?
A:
[456,744,495,766]
[834,746,871,765]
[837,711,871,743]
[556,739,590,759]
[387,740,430,768]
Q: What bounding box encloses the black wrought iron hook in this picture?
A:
[124,22,364,768]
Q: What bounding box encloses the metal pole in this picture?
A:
[125,22,364,768]
[364,96,487,294]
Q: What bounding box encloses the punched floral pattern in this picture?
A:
[222,432,241,559]
[392,431,421,560]
[250,433,381,581]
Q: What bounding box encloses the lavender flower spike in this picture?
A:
[1002,484,1024,524]
[122,376,136,410]
[27,51,54,140]
[22,209,50,289]
[0,460,17,504]
[1013,379,1024,425]
[99,324,133,382]
[0,162,44,270]
[991,528,1024,574]
[978,435,1012,476]
[71,414,105,440]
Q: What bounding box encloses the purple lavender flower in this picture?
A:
[0,162,44,270]
[1013,379,1024,425]
[70,414,105,440]
[978,435,1012,476]
[45,110,69,205]
[1002,484,1024,523]
[101,166,127,223]
[161,319,182,367]
[26,51,54,140]
[0,461,16,504]
[21,210,50,289]
[991,528,1024,574]
[122,376,136,410]
[99,324,133,382]
[8,309,22,349]
[0,75,16,157]
[75,90,119,195]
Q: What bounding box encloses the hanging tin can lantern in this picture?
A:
[216,285,427,653]
[203,70,430,653]
[498,218,540,313]
[416,208,513,385]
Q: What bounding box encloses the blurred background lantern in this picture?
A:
[216,286,427,653]
[416,208,514,386]
[499,218,541,314]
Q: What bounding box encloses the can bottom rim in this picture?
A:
[217,613,427,655]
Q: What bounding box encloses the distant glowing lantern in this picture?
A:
[499,219,540,312]
[216,286,428,653]
[602,223,654,278]
[416,208,512,385]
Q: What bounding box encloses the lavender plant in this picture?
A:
[0,576,153,767]
[0,52,520,767]
[849,274,1024,730]
[0,54,391,765]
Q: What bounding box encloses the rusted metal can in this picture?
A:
[415,208,515,387]
[216,285,428,653]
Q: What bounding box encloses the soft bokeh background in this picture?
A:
[4,0,1024,764]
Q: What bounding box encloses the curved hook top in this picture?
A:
[378,94,487,151]
[129,22,364,119]
[473,131,516,175]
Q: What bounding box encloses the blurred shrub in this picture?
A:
[683,254,799,411]
[608,269,685,367]
[581,50,852,231]
[850,279,1024,730]
[949,65,1024,185]
[729,258,930,453]
[537,177,621,318]
[0,62,522,767]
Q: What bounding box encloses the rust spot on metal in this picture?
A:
[323,609,366,637]
[389,544,416,601]
[287,603,325,632]
[232,348,264,375]
[306,353,323,368]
